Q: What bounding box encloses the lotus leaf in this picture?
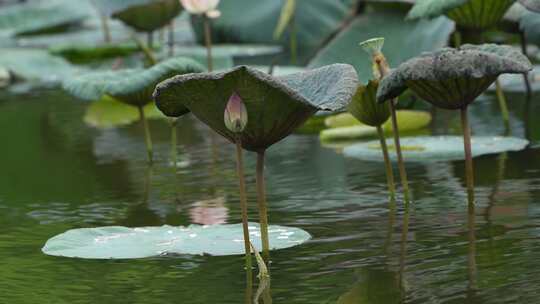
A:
[343,136,529,162]
[153,64,358,151]
[42,223,311,259]
[376,44,532,109]
[348,80,390,127]
[50,43,141,64]
[111,0,183,32]
[63,57,205,107]
[84,96,164,129]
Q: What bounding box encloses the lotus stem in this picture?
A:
[376,125,396,199]
[398,199,410,293]
[138,105,153,163]
[131,33,157,66]
[170,118,178,169]
[495,79,510,131]
[467,198,477,293]
[203,16,214,72]
[168,21,175,57]
[99,12,111,43]
[289,14,297,65]
[460,107,475,204]
[520,31,532,99]
[256,151,270,261]
[388,99,410,202]
[235,138,253,271]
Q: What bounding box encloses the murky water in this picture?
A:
[1,89,540,303]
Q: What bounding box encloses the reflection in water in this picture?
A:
[399,200,410,298]
[190,197,229,225]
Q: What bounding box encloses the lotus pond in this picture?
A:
[3,0,540,303]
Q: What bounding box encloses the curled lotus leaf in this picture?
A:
[63,57,205,108]
[376,44,532,109]
[408,0,515,29]
[154,64,358,152]
[110,0,183,32]
[348,80,390,127]
[519,0,540,12]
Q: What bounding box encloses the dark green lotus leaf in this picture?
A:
[309,10,454,84]
[111,0,182,32]
[519,0,540,12]
[63,57,205,108]
[42,223,311,259]
[0,0,90,37]
[377,44,532,109]
[50,43,141,64]
[408,0,515,30]
[154,64,358,151]
[92,0,157,16]
[348,80,390,127]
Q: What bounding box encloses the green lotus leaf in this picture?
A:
[0,0,90,37]
[348,80,390,127]
[84,96,164,129]
[63,57,205,108]
[42,223,311,259]
[519,0,540,12]
[111,0,182,32]
[0,48,82,85]
[91,0,159,16]
[325,112,361,128]
[408,0,515,30]
[376,44,532,109]
[320,110,432,141]
[309,10,454,84]
[154,64,358,151]
[49,43,142,64]
[190,0,355,64]
[344,136,529,162]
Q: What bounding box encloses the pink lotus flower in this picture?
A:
[224,92,248,133]
[180,0,221,18]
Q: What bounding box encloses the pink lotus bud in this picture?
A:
[224,92,248,133]
[180,0,221,18]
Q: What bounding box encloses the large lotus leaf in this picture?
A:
[0,48,82,85]
[111,0,183,32]
[84,96,164,129]
[0,0,90,36]
[343,136,529,162]
[320,110,432,141]
[154,64,358,151]
[348,80,390,127]
[63,57,205,107]
[91,0,158,16]
[42,223,311,259]
[408,0,515,30]
[49,43,141,64]
[308,10,454,84]
[190,0,355,64]
[519,0,540,12]
[377,44,533,109]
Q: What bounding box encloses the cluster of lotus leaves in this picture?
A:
[154,64,359,152]
[407,0,515,29]
[64,57,205,107]
[347,80,390,127]
[376,44,532,110]
[519,0,540,12]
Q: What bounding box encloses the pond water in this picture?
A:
[1,88,540,304]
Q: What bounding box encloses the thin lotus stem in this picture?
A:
[256,151,270,261]
[235,138,253,271]
[203,16,214,72]
[467,198,477,293]
[170,118,178,169]
[520,31,532,99]
[90,0,111,43]
[131,33,157,66]
[289,14,297,65]
[495,79,510,132]
[168,21,175,57]
[398,199,410,294]
[138,105,153,163]
[388,99,411,203]
[460,107,475,204]
[376,125,396,199]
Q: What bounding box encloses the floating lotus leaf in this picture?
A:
[348,80,390,127]
[343,136,529,162]
[320,110,432,141]
[519,0,540,12]
[154,64,358,151]
[0,0,90,36]
[63,57,205,107]
[50,43,141,64]
[408,0,515,29]
[309,10,454,84]
[42,223,311,259]
[377,44,532,109]
[112,0,182,32]
[84,96,164,129]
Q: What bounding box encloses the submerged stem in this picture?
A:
[467,197,477,293]
[235,139,253,271]
[495,79,510,132]
[170,118,178,168]
[256,151,270,261]
[138,105,153,163]
[460,107,475,204]
[388,99,410,202]
[203,16,214,72]
[376,125,396,199]
[398,199,410,295]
